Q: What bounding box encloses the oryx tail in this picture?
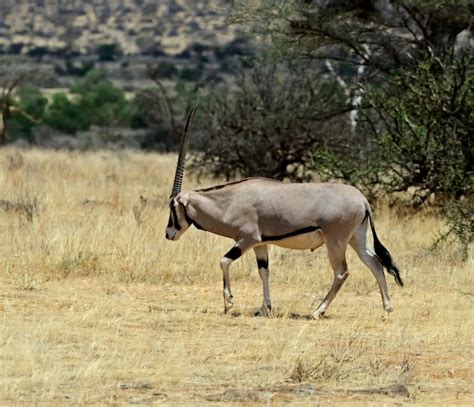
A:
[366,210,404,287]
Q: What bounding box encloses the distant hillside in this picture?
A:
[0,0,240,57]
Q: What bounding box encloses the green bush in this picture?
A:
[43,69,134,133]
[97,43,120,61]
[178,66,203,82]
[9,85,48,140]
[44,93,87,134]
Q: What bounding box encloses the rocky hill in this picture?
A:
[0,0,239,57]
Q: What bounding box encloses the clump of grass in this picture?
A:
[55,251,101,279]
[5,151,24,171]
[0,192,40,223]
[289,336,364,384]
[132,194,165,225]
[6,267,42,291]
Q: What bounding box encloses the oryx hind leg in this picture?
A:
[349,220,393,313]
[311,244,349,319]
[220,240,254,314]
[254,246,271,316]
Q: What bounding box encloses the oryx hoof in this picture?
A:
[254,304,272,317]
[382,306,393,321]
[224,302,234,314]
[384,304,394,313]
[310,310,326,320]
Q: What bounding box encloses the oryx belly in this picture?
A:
[269,229,324,251]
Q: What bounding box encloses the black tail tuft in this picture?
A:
[367,210,404,287]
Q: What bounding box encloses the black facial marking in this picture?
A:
[257,258,268,269]
[225,246,242,261]
[261,226,321,242]
[170,203,181,230]
[183,207,205,231]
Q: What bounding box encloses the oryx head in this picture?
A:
[165,107,196,241]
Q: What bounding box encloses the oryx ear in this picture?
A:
[177,194,190,207]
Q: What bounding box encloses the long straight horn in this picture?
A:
[171,107,196,197]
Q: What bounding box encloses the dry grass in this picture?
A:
[0,147,472,405]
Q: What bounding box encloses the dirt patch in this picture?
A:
[206,383,319,402]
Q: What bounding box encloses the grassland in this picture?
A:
[1,147,472,405]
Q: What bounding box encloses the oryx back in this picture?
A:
[186,178,368,250]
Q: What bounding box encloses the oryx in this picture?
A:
[166,108,403,318]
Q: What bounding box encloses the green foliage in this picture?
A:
[97,43,120,61]
[153,61,178,79]
[232,0,472,70]
[72,69,133,127]
[10,85,47,140]
[134,78,206,151]
[192,61,349,181]
[316,52,473,201]
[364,53,472,204]
[316,52,473,250]
[43,69,134,133]
[44,93,87,134]
[432,200,473,260]
[178,65,204,82]
[227,0,472,251]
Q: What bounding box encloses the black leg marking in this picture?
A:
[257,258,268,269]
[225,246,242,261]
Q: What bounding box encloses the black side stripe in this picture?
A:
[262,226,321,242]
[225,246,242,260]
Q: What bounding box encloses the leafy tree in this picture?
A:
[135,63,206,151]
[97,43,120,61]
[0,59,45,143]
[315,51,473,201]
[192,61,349,181]
[232,0,472,71]
[73,69,133,128]
[366,52,472,203]
[44,69,134,134]
[179,66,204,82]
[231,0,472,136]
[151,61,178,79]
[10,85,47,140]
[314,50,473,251]
[44,93,87,134]
[197,0,473,251]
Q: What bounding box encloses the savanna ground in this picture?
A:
[0,147,472,406]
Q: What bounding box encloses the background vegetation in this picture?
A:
[0,2,472,251]
[193,0,473,254]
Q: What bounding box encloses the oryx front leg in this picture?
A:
[220,244,245,314]
[254,246,271,316]
[312,246,349,319]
